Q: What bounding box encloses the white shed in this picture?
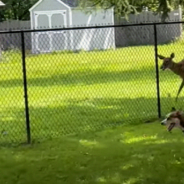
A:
[29,0,115,53]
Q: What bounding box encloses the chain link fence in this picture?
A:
[0,22,183,145]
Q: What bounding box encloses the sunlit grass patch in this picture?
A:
[97,177,107,183]
[122,178,140,184]
[120,164,134,171]
[123,135,157,144]
[79,139,103,148]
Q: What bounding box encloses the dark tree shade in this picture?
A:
[0,0,37,21]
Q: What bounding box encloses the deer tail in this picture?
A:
[175,80,184,102]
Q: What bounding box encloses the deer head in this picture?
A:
[158,53,175,70]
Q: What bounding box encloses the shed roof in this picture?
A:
[61,0,78,7]
[0,1,5,6]
[29,0,73,11]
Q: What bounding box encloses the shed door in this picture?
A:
[34,10,67,52]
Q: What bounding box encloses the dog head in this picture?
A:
[161,110,184,132]
[158,53,175,71]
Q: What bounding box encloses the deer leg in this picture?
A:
[175,80,184,102]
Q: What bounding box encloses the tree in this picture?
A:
[0,0,37,21]
[79,0,137,19]
[79,0,182,21]
[0,0,183,21]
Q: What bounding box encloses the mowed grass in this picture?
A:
[0,41,184,144]
[1,41,184,183]
[1,123,184,184]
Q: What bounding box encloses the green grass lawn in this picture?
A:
[1,122,184,184]
[0,41,184,144]
[1,39,184,183]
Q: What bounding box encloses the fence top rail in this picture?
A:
[0,21,183,34]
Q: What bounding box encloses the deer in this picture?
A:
[157,53,184,102]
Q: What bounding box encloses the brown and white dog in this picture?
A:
[161,110,184,133]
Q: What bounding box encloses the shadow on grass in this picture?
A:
[1,94,184,146]
[1,96,184,183]
[86,138,184,184]
[2,123,183,184]
[1,91,184,147]
[56,125,184,184]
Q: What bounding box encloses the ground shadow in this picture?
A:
[0,95,183,146]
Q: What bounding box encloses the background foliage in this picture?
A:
[0,0,183,21]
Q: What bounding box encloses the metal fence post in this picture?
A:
[153,24,161,118]
[21,31,31,144]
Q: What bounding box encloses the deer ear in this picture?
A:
[157,54,165,59]
[170,53,175,58]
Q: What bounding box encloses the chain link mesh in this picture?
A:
[0,22,183,145]
[0,32,26,145]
